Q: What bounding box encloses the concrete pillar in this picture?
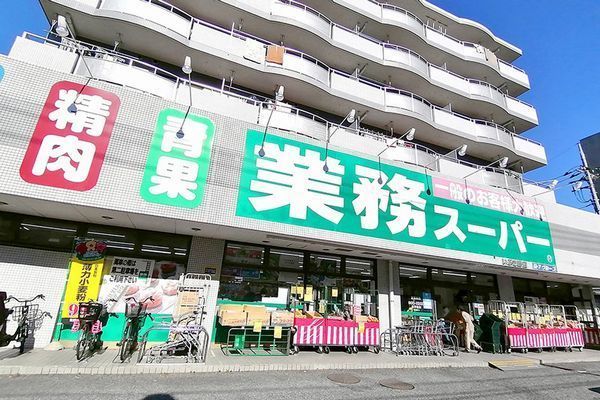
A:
[497,274,516,302]
[186,236,225,278]
[377,260,402,333]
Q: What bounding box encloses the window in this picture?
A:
[268,249,304,270]
[308,254,341,275]
[432,268,468,284]
[224,244,265,267]
[399,265,428,280]
[345,258,374,277]
[18,217,78,251]
[471,273,495,287]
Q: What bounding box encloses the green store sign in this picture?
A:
[140,108,215,208]
[236,130,556,266]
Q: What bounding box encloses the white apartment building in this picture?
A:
[0,0,599,347]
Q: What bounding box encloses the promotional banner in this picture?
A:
[19,81,121,191]
[236,130,556,266]
[62,260,104,318]
[140,108,215,208]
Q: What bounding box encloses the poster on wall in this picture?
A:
[19,81,121,191]
[61,260,104,318]
[98,276,180,315]
[109,256,154,283]
[73,239,107,262]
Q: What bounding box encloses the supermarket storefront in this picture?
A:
[1,55,600,353]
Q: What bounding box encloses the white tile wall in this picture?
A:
[0,245,70,348]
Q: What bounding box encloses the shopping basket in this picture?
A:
[125,302,147,319]
[78,302,103,322]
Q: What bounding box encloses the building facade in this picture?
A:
[0,0,599,347]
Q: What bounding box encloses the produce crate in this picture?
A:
[325,319,356,347]
[293,317,325,347]
[355,322,380,347]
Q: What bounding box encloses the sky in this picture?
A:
[1,1,599,210]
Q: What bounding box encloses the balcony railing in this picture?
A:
[80,0,543,155]
[13,32,528,193]
[225,0,533,110]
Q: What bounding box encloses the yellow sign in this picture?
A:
[331,288,338,298]
[358,323,365,334]
[274,326,282,339]
[318,302,325,314]
[291,285,297,295]
[305,286,313,302]
[253,321,262,333]
[62,259,104,318]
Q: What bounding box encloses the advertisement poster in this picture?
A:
[62,260,104,318]
[108,256,155,283]
[98,276,179,315]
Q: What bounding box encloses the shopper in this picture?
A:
[458,306,482,353]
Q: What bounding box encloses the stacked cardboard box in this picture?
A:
[244,305,270,325]
[218,305,247,326]
[270,310,294,326]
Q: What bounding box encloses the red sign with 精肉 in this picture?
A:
[20,81,120,191]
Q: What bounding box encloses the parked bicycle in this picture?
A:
[0,292,50,354]
[118,296,154,362]
[75,300,116,361]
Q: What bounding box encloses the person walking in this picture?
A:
[458,306,482,353]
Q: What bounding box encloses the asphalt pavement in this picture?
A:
[2,363,600,400]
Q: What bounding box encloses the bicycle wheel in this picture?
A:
[137,338,147,364]
[119,322,132,362]
[76,327,90,361]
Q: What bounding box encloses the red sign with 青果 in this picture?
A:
[20,81,120,191]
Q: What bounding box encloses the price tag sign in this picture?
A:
[274,326,282,339]
[331,288,338,298]
[305,286,313,302]
[253,321,262,333]
[358,323,365,334]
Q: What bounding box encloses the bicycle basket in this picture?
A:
[78,302,103,322]
[11,304,39,321]
[125,302,147,318]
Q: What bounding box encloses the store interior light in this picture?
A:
[20,223,77,233]
[87,231,126,238]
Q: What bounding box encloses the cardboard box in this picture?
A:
[218,304,244,318]
[242,304,266,313]
[353,315,369,323]
[219,310,247,326]
[271,310,294,326]
[246,310,271,326]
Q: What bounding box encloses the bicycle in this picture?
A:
[118,296,154,362]
[75,300,116,361]
[0,293,50,354]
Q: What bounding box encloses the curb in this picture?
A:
[0,360,490,376]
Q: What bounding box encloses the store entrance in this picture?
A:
[399,265,499,320]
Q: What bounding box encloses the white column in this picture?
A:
[186,236,225,278]
[377,260,402,333]
[496,274,516,302]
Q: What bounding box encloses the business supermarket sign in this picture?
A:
[236,130,556,266]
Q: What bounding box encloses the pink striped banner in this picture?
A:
[293,318,325,346]
[507,327,527,349]
[584,328,600,345]
[355,322,380,346]
[325,319,356,346]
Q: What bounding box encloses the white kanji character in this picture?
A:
[523,202,536,218]
[386,174,426,237]
[31,135,95,182]
[434,205,466,242]
[498,221,527,253]
[488,193,501,210]
[48,89,111,136]
[449,182,464,202]
[161,116,207,158]
[249,143,345,224]
[352,165,390,229]
[149,156,198,200]
[476,190,489,207]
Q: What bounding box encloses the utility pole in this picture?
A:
[579,142,600,214]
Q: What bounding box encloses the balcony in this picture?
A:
[8,33,531,194]
[167,0,533,115]
[36,0,546,168]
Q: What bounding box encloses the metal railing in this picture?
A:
[19,31,528,193]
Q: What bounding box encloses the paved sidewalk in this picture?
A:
[1,345,598,376]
